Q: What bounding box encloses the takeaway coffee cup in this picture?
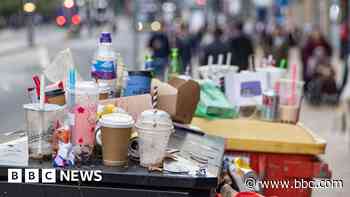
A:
[99,113,134,166]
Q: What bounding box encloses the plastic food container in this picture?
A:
[134,109,174,167]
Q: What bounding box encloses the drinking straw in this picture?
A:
[218,54,224,65]
[152,86,158,127]
[68,68,76,110]
[208,55,213,66]
[33,75,41,98]
[226,52,232,65]
[40,75,45,110]
[249,54,255,71]
[39,75,45,156]
[274,81,280,95]
[152,86,158,110]
[279,59,287,69]
[289,63,297,105]
[268,55,273,66]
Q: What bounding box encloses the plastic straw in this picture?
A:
[268,55,273,66]
[289,64,297,105]
[68,68,76,110]
[249,54,255,71]
[208,55,213,66]
[218,54,224,65]
[40,75,45,109]
[226,52,232,65]
[32,75,41,98]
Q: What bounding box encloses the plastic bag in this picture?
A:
[43,48,82,87]
[195,80,238,119]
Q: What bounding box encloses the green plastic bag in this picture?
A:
[195,80,238,119]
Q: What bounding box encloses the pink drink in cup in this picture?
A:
[69,81,99,164]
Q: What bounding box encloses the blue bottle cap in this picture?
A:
[100,32,112,43]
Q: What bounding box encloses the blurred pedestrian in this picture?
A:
[148,23,170,80]
[173,23,192,74]
[228,21,254,71]
[262,25,289,68]
[302,27,332,87]
[200,26,229,65]
[340,22,349,61]
[302,27,338,105]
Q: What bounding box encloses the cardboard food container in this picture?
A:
[46,90,66,106]
[152,77,200,124]
[99,94,153,120]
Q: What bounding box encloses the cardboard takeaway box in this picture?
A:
[151,77,200,124]
[99,94,153,120]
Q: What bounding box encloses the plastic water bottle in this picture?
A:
[144,55,153,70]
[91,32,116,96]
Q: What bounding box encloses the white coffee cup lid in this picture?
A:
[23,103,63,112]
[99,113,134,128]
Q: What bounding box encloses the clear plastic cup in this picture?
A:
[23,103,64,159]
[135,110,174,167]
[256,66,287,89]
[67,81,99,164]
[277,79,304,124]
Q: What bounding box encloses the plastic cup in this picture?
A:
[98,82,111,100]
[23,103,64,159]
[277,79,304,124]
[68,81,99,164]
[256,66,287,89]
[99,113,134,166]
[135,110,174,168]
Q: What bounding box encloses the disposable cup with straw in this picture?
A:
[278,64,304,124]
[135,86,174,167]
[24,74,64,159]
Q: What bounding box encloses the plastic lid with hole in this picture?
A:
[99,113,134,128]
[72,81,99,95]
[135,109,173,131]
[23,103,64,112]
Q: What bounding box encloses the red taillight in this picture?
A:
[71,14,81,25]
[56,16,66,26]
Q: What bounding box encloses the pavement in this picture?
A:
[0,19,348,196]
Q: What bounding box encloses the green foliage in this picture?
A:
[36,0,60,18]
[0,0,21,17]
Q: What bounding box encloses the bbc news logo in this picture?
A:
[8,169,102,183]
